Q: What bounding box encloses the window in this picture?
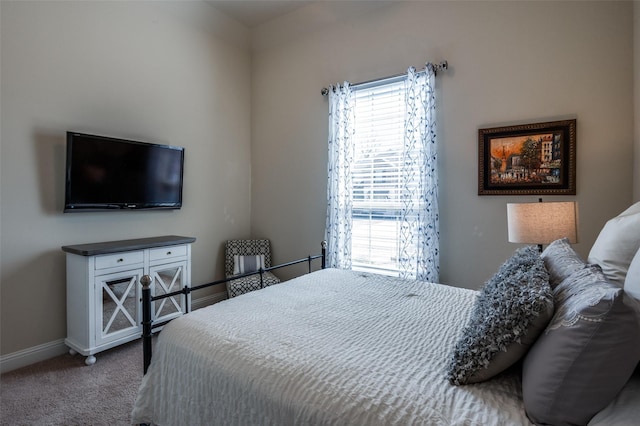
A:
[351,79,408,275]
[326,65,439,282]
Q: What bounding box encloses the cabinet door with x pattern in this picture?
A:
[95,268,143,347]
[150,260,188,325]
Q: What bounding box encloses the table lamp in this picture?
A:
[507,199,578,252]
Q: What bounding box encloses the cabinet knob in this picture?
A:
[167,251,172,255]
[117,258,123,263]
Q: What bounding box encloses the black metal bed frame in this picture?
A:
[140,242,327,373]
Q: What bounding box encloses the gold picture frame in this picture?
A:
[478,119,576,195]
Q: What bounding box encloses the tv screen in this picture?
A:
[64,132,184,212]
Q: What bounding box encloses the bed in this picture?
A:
[132,205,640,426]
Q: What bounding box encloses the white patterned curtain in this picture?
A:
[325,83,354,269]
[325,65,439,280]
[399,64,439,282]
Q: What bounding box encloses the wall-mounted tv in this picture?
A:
[64,132,184,212]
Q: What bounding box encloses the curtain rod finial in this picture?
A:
[321,87,329,96]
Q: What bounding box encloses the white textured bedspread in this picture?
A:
[131,268,533,425]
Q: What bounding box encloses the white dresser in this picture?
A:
[62,235,195,365]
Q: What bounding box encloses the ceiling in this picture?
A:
[206,1,316,28]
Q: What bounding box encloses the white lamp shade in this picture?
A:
[507,201,578,245]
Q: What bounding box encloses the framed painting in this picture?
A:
[478,119,576,195]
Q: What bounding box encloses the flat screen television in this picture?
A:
[64,132,184,212]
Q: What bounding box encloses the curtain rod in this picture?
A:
[321,60,448,96]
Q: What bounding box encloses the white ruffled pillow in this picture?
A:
[447,246,553,385]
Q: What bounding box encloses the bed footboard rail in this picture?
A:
[141,241,326,373]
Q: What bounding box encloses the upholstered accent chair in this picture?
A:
[225,239,280,298]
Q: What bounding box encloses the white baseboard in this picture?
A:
[0,293,227,374]
[0,339,68,374]
[192,291,227,310]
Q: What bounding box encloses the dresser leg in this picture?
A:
[85,355,96,366]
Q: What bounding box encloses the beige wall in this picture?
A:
[0,1,251,355]
[250,1,635,287]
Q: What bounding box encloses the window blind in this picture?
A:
[351,79,418,276]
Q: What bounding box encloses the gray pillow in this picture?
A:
[447,246,554,385]
[541,238,586,288]
[522,265,640,426]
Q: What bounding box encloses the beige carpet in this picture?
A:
[1,338,148,425]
